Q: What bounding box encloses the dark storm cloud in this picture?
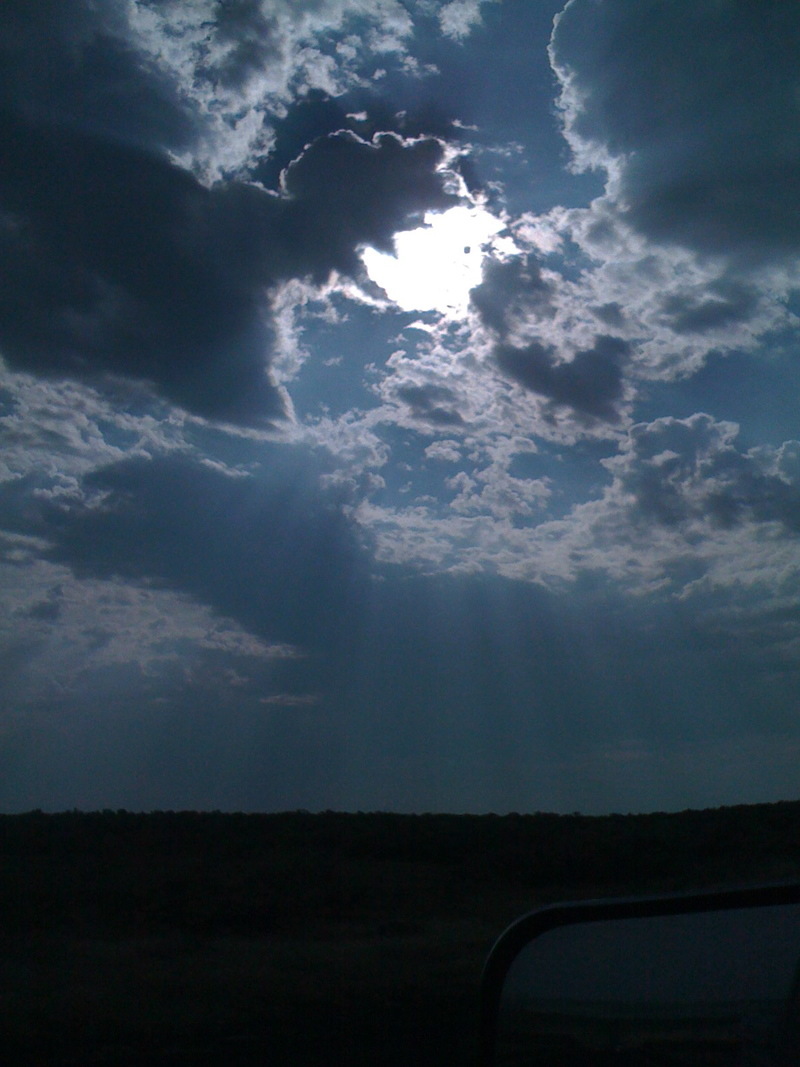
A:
[0,0,198,154]
[0,111,284,425]
[0,109,456,423]
[396,384,465,427]
[279,130,457,267]
[619,416,800,532]
[659,280,760,336]
[255,91,357,190]
[469,254,554,337]
[0,1,459,425]
[551,0,800,262]
[1,453,369,648]
[495,335,629,420]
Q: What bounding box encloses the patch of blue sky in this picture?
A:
[509,440,616,520]
[635,341,800,451]
[94,418,146,452]
[288,302,404,420]
[395,0,604,215]
[370,422,476,509]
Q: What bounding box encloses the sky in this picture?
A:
[1,0,799,816]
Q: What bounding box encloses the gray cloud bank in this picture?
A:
[551,0,800,263]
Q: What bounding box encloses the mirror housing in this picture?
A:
[479,882,800,1066]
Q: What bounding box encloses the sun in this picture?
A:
[361,205,505,316]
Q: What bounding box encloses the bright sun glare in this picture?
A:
[361,205,505,315]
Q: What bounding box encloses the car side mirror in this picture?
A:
[479,883,800,1066]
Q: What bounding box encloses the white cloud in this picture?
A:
[439,0,496,41]
[537,205,799,382]
[424,439,462,463]
[0,365,189,484]
[128,0,440,179]
[351,410,800,665]
[447,457,550,520]
[523,416,800,619]
[1,557,303,705]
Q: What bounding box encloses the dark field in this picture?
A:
[2,803,799,1065]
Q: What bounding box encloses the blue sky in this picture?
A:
[1,0,799,814]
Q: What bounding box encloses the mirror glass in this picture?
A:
[498,902,800,1065]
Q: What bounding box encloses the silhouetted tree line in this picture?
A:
[1,802,799,936]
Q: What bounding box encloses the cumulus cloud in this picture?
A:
[0,548,304,711]
[0,0,472,182]
[657,280,761,336]
[439,0,495,41]
[500,0,800,430]
[129,0,426,176]
[615,415,800,534]
[0,367,190,487]
[542,211,796,385]
[253,87,471,192]
[446,458,550,521]
[513,415,800,621]
[354,409,800,644]
[0,114,280,424]
[280,130,458,266]
[424,439,463,463]
[550,0,800,264]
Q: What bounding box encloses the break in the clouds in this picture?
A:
[2,0,800,815]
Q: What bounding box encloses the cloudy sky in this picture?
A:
[2,0,799,815]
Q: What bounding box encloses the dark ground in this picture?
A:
[2,804,799,1065]
[2,924,484,1065]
